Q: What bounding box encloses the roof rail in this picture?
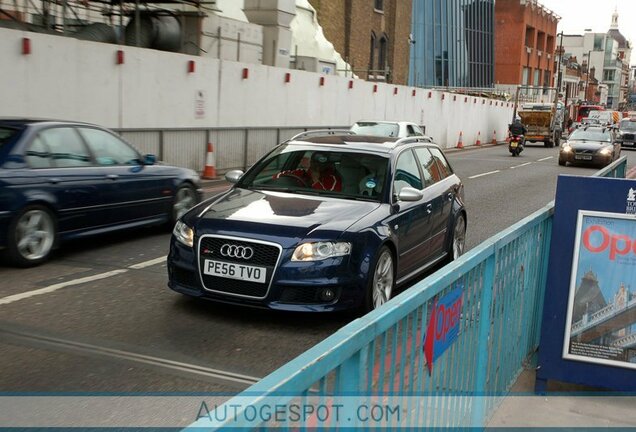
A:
[393,136,434,147]
[287,129,356,142]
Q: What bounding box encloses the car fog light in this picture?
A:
[320,288,336,302]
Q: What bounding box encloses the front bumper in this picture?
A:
[559,151,612,165]
[167,237,367,312]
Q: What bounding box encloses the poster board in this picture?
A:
[536,175,636,391]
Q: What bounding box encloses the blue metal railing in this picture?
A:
[187,157,627,430]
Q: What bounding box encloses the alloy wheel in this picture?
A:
[15,209,55,261]
[173,186,197,221]
[452,215,466,260]
[372,249,394,309]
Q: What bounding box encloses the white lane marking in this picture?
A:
[128,256,166,270]
[510,162,532,169]
[468,170,500,179]
[537,156,553,162]
[0,270,127,306]
[2,327,261,387]
[0,256,169,306]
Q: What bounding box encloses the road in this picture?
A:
[0,143,628,394]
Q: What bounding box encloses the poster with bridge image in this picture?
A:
[563,210,636,370]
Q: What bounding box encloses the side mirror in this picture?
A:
[143,154,157,165]
[225,170,244,184]
[397,187,424,202]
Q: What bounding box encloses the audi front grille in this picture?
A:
[197,235,282,299]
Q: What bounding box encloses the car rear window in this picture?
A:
[352,122,400,138]
[0,127,20,147]
[619,120,636,131]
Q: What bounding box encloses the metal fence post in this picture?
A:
[470,253,496,427]
[159,130,165,161]
[243,129,249,171]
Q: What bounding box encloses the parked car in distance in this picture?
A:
[168,132,466,313]
[558,126,621,167]
[617,118,636,148]
[351,121,430,139]
[0,119,202,266]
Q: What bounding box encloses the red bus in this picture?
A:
[576,104,604,122]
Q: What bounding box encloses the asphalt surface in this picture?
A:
[0,143,630,395]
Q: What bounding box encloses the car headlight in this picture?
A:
[292,241,352,261]
[173,220,194,247]
[599,148,612,156]
[561,145,572,153]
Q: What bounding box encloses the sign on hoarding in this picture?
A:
[563,211,636,370]
[423,286,463,375]
[537,175,636,391]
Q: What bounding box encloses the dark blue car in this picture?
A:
[0,119,201,266]
[168,132,466,312]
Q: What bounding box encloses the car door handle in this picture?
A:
[426,204,433,214]
[48,178,61,184]
[106,174,119,180]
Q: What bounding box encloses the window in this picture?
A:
[533,69,540,86]
[413,148,436,187]
[393,150,422,195]
[429,147,452,179]
[374,0,383,12]
[522,67,530,85]
[25,136,52,168]
[0,127,19,147]
[537,32,546,52]
[39,127,91,167]
[525,27,535,48]
[78,128,139,166]
[379,36,388,74]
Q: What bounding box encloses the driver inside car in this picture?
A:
[274,152,343,192]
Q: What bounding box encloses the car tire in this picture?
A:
[363,246,394,313]
[7,205,57,267]
[558,158,566,166]
[171,183,198,224]
[447,213,466,263]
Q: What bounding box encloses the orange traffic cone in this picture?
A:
[202,142,217,179]
[475,131,482,146]
[492,130,497,144]
[456,132,464,149]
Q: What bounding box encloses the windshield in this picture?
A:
[0,127,20,147]
[238,145,389,201]
[569,128,611,143]
[351,122,400,137]
[620,120,636,131]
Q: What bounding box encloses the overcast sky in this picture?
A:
[540,0,633,59]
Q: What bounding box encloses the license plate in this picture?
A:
[510,142,518,148]
[575,155,592,160]
[203,259,266,283]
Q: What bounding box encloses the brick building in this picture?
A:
[494,0,559,91]
[308,0,412,85]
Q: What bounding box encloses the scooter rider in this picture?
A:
[509,117,527,140]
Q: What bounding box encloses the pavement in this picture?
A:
[488,367,636,428]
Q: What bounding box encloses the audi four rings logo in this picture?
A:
[220,244,254,260]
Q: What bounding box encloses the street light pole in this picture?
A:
[556,32,564,90]
[584,50,592,102]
